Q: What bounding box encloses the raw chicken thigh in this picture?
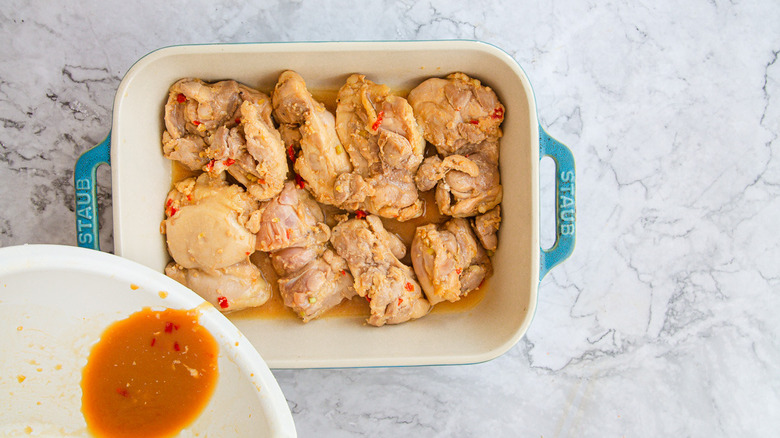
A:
[165,260,271,312]
[274,248,356,322]
[415,139,503,217]
[163,173,272,312]
[164,172,258,270]
[407,72,504,156]
[249,180,330,252]
[473,206,501,252]
[163,78,287,201]
[272,70,352,206]
[410,218,492,305]
[256,183,355,322]
[331,215,431,326]
[333,74,426,221]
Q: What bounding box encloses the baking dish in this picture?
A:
[74,41,576,368]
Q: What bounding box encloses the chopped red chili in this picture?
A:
[340,270,346,276]
[469,120,480,125]
[164,322,174,333]
[235,118,241,124]
[205,159,216,172]
[217,296,229,309]
[456,268,462,275]
[166,198,173,207]
[365,296,371,302]
[287,145,296,163]
[192,120,201,126]
[176,93,186,103]
[150,337,156,347]
[173,342,181,352]
[491,107,504,119]
[404,282,414,291]
[355,210,367,219]
[116,387,129,398]
[168,207,178,217]
[371,111,385,131]
[186,195,192,201]
[286,229,292,239]
[398,298,403,305]
[295,173,305,189]
[223,158,235,166]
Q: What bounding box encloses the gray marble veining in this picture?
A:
[1,0,779,436]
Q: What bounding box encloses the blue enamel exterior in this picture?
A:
[74,133,111,250]
[539,127,576,280]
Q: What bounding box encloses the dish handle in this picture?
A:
[539,127,576,280]
[74,133,111,250]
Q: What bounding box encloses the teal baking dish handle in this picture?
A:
[539,127,576,280]
[74,133,111,250]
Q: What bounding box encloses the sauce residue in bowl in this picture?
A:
[81,307,218,438]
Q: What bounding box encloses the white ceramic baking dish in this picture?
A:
[74,41,576,368]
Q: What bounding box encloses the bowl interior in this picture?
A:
[111,41,540,367]
[0,245,294,436]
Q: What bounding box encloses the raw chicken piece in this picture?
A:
[206,89,288,201]
[331,215,431,326]
[410,218,492,305]
[473,206,501,252]
[415,140,503,217]
[164,78,242,139]
[272,70,352,206]
[165,260,271,313]
[270,245,324,276]
[276,249,356,322]
[248,180,330,253]
[162,79,287,201]
[407,72,505,155]
[333,74,426,221]
[164,173,258,270]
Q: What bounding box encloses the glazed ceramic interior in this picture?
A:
[112,41,539,367]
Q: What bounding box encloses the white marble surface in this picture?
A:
[2,0,779,436]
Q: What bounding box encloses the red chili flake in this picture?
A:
[176,93,186,103]
[205,159,216,172]
[398,298,403,306]
[235,118,241,124]
[404,282,414,292]
[150,337,156,347]
[491,107,504,120]
[217,296,229,309]
[168,207,178,217]
[371,111,385,131]
[287,144,296,162]
[365,296,371,302]
[173,342,181,352]
[456,268,462,275]
[355,210,367,219]
[192,120,201,126]
[165,322,174,333]
[116,387,129,397]
[245,251,251,256]
[223,158,236,166]
[286,229,292,240]
[166,198,173,207]
[186,194,192,201]
[295,173,305,189]
[469,120,480,125]
[340,270,346,276]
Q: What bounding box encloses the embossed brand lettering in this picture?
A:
[77,206,93,220]
[75,178,91,191]
[76,192,91,206]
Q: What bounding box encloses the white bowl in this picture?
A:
[0,244,296,437]
[77,41,576,368]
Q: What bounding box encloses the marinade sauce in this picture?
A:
[81,308,219,437]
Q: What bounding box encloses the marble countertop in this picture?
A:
[2,0,779,436]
